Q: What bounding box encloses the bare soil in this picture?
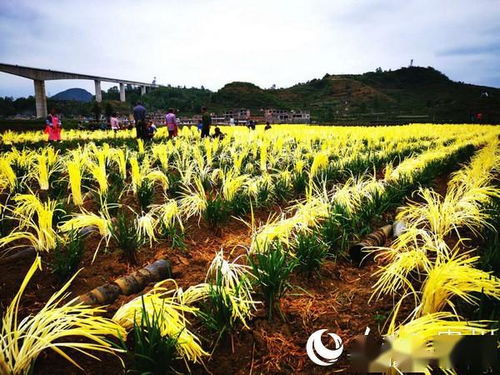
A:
[0,171,463,375]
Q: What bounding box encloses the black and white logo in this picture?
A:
[306,329,344,366]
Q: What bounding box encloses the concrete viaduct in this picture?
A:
[0,63,157,118]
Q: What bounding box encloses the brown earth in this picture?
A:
[0,170,469,375]
[0,204,408,375]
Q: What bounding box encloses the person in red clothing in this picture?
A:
[45,109,62,142]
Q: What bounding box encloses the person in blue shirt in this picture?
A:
[133,102,147,139]
[146,121,157,140]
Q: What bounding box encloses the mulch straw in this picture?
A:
[254,329,307,373]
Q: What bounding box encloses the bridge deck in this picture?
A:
[0,62,155,86]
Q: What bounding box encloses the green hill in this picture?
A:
[51,88,93,102]
[150,66,499,123]
[211,82,283,109]
[249,66,500,123]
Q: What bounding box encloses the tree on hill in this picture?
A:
[91,101,101,121]
[104,102,114,120]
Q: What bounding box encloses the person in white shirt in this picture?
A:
[110,113,120,133]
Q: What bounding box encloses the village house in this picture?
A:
[264,109,310,123]
[223,109,251,121]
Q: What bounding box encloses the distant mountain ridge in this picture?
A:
[51,88,92,102]
[3,66,499,123]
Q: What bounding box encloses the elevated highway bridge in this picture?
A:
[0,63,157,118]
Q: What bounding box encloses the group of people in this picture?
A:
[44,103,269,142]
[133,103,214,140]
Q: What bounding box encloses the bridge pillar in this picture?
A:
[94,80,102,102]
[33,79,47,118]
[140,85,146,95]
[119,82,126,102]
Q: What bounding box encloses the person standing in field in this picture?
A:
[45,108,62,142]
[201,106,212,138]
[133,102,147,139]
[110,113,120,133]
[165,108,178,139]
[229,117,235,126]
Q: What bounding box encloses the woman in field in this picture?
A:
[165,108,178,138]
[45,109,62,142]
[110,113,120,133]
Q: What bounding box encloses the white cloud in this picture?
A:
[0,0,499,97]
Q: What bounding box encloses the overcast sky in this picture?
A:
[1,0,499,98]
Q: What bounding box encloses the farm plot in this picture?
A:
[0,124,498,374]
